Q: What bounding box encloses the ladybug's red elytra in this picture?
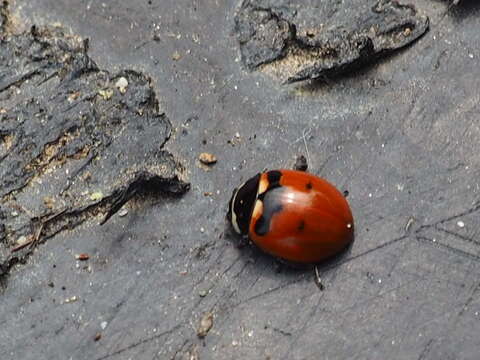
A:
[227,169,354,264]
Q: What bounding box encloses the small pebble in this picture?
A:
[43,196,55,209]
[90,192,103,201]
[197,312,213,338]
[199,290,208,297]
[199,152,217,165]
[94,333,102,342]
[115,77,129,94]
[98,88,113,100]
[16,235,28,246]
[100,321,108,330]
[172,51,182,61]
[457,220,465,228]
[75,253,90,261]
[118,208,128,217]
[64,296,78,303]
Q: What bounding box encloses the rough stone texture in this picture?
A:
[1,0,480,359]
[0,7,189,288]
[235,0,430,83]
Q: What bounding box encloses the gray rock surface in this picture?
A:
[1,0,480,359]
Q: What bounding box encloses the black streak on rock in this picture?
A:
[235,0,429,83]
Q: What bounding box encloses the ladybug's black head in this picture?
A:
[227,173,260,236]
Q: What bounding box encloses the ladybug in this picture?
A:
[227,169,354,264]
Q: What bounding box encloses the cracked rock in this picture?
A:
[235,0,429,83]
[0,2,189,283]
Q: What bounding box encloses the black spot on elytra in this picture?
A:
[254,202,283,236]
[254,187,284,236]
[297,220,305,232]
[306,182,313,190]
[254,215,268,236]
[266,170,282,189]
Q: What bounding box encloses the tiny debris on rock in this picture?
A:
[75,253,90,261]
[172,50,182,61]
[199,152,217,165]
[118,208,129,217]
[197,312,214,338]
[115,77,129,93]
[64,296,78,303]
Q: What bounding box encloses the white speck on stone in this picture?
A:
[16,235,27,245]
[232,340,239,347]
[11,211,18,217]
[396,184,404,191]
[378,279,382,284]
[136,271,141,276]
[355,130,365,140]
[235,132,240,139]
[346,223,352,229]
[118,208,128,217]
[64,296,78,303]
[469,53,474,59]
[368,193,372,198]
[432,238,436,243]
[200,227,205,233]
[115,77,129,93]
[100,321,108,330]
[457,220,465,228]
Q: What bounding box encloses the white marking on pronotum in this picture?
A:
[252,199,263,220]
[230,188,241,234]
[258,176,269,195]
